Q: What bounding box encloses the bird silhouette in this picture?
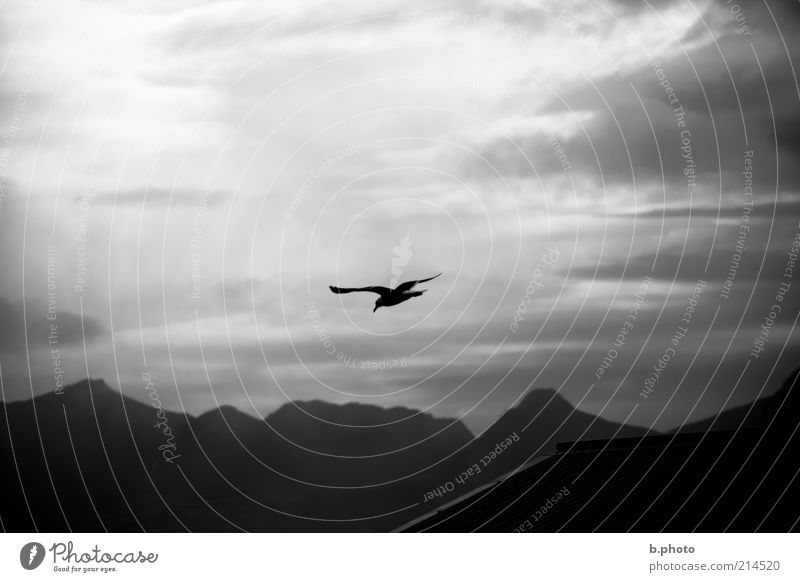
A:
[330,273,442,312]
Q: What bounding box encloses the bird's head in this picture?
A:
[373,298,383,312]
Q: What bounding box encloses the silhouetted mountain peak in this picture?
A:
[515,387,573,412]
[774,367,800,399]
[65,377,111,393]
[27,377,115,407]
[477,385,650,459]
[276,399,425,425]
[199,403,246,418]
[767,367,800,426]
[196,404,264,432]
[264,398,474,457]
[675,368,800,434]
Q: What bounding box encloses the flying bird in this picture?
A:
[330,273,442,312]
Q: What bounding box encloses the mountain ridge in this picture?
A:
[3,371,794,532]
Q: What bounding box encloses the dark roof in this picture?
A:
[400,428,800,532]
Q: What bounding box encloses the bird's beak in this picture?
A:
[373,306,379,312]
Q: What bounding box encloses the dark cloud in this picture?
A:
[600,195,800,219]
[89,186,229,207]
[467,0,800,195]
[713,0,800,37]
[0,296,104,354]
[566,238,798,284]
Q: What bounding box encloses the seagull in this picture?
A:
[330,273,442,312]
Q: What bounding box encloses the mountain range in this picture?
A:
[1,370,794,532]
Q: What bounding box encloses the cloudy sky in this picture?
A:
[1,0,798,432]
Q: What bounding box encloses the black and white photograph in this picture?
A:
[1,0,799,578]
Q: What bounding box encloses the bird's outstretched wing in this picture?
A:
[395,273,442,292]
[330,285,390,296]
